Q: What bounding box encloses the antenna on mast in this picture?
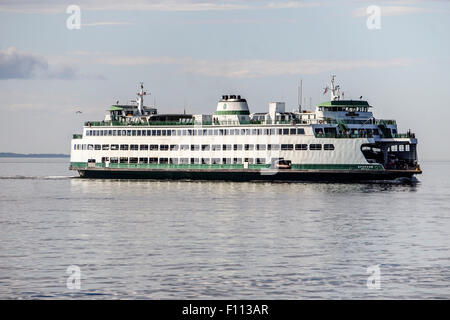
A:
[298,79,303,113]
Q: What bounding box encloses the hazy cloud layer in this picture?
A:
[0,0,317,14]
[61,51,417,78]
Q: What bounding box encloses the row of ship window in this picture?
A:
[85,127,306,137]
[101,157,283,165]
[75,143,335,151]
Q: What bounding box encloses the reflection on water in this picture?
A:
[0,159,449,299]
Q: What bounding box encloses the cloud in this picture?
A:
[61,51,417,78]
[0,0,316,14]
[0,47,104,80]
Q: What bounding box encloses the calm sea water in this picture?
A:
[0,158,449,299]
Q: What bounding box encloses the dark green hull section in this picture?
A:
[74,167,420,182]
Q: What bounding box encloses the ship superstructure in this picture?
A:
[70,76,421,181]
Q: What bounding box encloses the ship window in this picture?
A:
[88,144,94,150]
[179,158,189,164]
[201,158,210,164]
[171,130,176,136]
[102,144,109,150]
[211,158,220,164]
[391,145,398,152]
[149,157,158,163]
[110,157,118,163]
[251,129,257,135]
[290,128,296,135]
[297,128,305,134]
[130,144,138,150]
[170,145,178,151]
[405,144,410,152]
[190,158,199,164]
[281,144,293,150]
[159,158,168,164]
[141,130,145,136]
[121,130,126,136]
[315,128,324,135]
[268,144,279,150]
[212,144,221,151]
[229,129,234,136]
[233,158,242,164]
[256,144,266,151]
[283,128,289,135]
[139,157,148,164]
[223,158,232,164]
[129,157,138,164]
[310,144,322,150]
[170,158,178,164]
[213,129,218,136]
[160,145,169,151]
[111,144,119,150]
[234,129,240,135]
[223,144,232,151]
[162,130,167,136]
[120,144,128,150]
[180,144,189,151]
[248,158,254,164]
[119,157,128,163]
[113,130,118,136]
[295,144,308,150]
[182,130,187,136]
[244,144,254,151]
[140,144,148,151]
[131,130,136,136]
[95,145,101,150]
[233,144,242,151]
[156,130,161,136]
[324,144,335,151]
[108,130,112,136]
[187,129,192,136]
[191,144,200,151]
[256,158,266,164]
[150,144,158,150]
[269,128,275,135]
[219,129,224,135]
[201,144,210,151]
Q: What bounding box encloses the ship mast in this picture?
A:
[137,82,147,115]
[324,75,341,101]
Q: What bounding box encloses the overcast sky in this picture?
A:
[1,0,449,159]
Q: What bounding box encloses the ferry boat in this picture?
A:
[70,76,421,181]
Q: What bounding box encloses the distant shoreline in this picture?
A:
[0,153,69,158]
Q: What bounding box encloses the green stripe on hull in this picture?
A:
[215,110,250,115]
[70,162,384,171]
